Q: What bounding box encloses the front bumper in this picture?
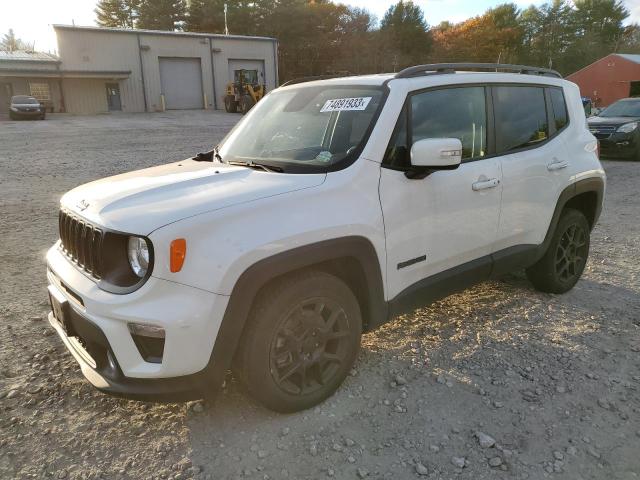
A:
[46,244,230,400]
[10,109,44,118]
[596,134,638,159]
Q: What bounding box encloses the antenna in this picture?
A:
[224,4,229,35]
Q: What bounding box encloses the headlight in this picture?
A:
[10,107,18,112]
[127,236,149,278]
[617,122,638,133]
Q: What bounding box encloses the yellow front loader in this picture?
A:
[224,69,265,114]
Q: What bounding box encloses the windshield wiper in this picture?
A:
[227,160,284,173]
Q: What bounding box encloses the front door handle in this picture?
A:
[472,178,500,191]
[547,160,569,171]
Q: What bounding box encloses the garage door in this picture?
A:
[159,57,203,110]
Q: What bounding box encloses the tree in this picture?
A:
[185,0,224,33]
[95,0,140,28]
[0,29,31,51]
[137,0,186,30]
[518,0,574,70]
[431,4,522,64]
[564,0,629,71]
[380,0,431,70]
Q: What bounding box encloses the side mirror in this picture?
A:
[407,138,463,179]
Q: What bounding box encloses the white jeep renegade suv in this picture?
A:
[46,63,605,412]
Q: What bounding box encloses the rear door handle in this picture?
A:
[472,178,500,191]
[547,160,569,171]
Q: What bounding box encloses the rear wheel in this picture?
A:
[233,271,362,412]
[224,95,237,113]
[240,95,254,115]
[526,208,590,294]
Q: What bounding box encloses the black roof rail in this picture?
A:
[280,74,352,87]
[395,63,562,79]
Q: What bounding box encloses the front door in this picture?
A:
[379,86,502,300]
[106,83,121,111]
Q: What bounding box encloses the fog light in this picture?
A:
[128,323,165,363]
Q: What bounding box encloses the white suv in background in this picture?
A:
[46,63,605,412]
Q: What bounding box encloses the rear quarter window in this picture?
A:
[549,88,569,131]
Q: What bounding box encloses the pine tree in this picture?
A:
[185,0,224,33]
[0,29,29,51]
[95,0,140,28]
[380,0,431,69]
[138,0,187,31]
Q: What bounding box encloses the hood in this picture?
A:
[588,115,640,126]
[61,159,326,234]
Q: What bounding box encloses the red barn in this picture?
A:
[567,53,640,108]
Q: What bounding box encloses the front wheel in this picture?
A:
[224,95,237,113]
[526,208,590,294]
[233,271,362,412]
[240,95,254,115]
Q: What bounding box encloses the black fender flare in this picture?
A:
[200,236,387,396]
[534,176,604,263]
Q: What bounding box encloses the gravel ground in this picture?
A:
[1,111,639,480]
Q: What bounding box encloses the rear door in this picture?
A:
[379,85,503,300]
[492,85,571,254]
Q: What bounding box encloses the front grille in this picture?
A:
[589,124,617,139]
[58,210,104,279]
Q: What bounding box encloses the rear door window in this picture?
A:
[494,86,548,153]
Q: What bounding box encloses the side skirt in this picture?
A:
[387,244,540,318]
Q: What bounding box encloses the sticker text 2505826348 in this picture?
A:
[320,97,372,113]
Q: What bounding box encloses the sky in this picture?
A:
[2,0,640,53]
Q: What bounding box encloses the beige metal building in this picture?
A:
[0,25,278,114]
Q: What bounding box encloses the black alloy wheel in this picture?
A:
[554,223,588,284]
[269,297,351,396]
[232,270,362,412]
[526,208,591,294]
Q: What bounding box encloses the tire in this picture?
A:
[224,95,237,113]
[240,95,254,115]
[233,270,362,413]
[526,208,590,294]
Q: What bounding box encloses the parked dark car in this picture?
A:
[9,95,46,120]
[588,97,640,160]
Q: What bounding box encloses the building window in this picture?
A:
[29,82,50,101]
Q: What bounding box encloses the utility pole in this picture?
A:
[224,4,229,35]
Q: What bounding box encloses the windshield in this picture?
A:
[218,85,384,170]
[11,96,39,104]
[599,99,640,117]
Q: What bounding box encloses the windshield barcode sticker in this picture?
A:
[320,97,372,113]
